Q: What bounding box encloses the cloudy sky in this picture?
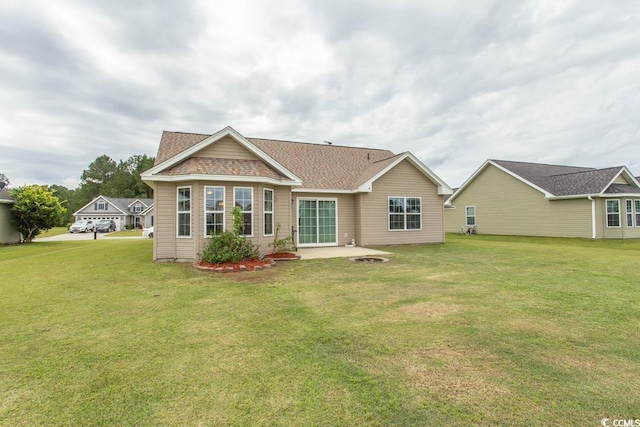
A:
[2,0,639,189]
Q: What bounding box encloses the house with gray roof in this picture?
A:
[74,196,154,230]
[445,159,640,239]
[0,188,21,244]
[141,126,452,261]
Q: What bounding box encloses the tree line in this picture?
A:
[2,154,154,241]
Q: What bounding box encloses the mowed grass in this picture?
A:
[105,229,143,237]
[0,235,638,426]
[36,227,69,238]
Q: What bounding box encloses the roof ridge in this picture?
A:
[248,137,393,152]
[492,159,594,170]
[547,166,623,179]
[163,130,211,137]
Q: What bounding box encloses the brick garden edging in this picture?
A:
[194,259,276,273]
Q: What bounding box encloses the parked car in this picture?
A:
[95,219,116,233]
[142,226,154,238]
[69,220,95,233]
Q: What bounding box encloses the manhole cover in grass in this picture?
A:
[349,256,389,263]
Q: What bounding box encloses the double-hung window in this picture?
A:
[388,197,421,231]
[606,199,620,228]
[636,200,640,227]
[234,187,253,236]
[96,201,107,210]
[264,188,274,236]
[626,200,634,227]
[177,186,191,237]
[205,187,225,236]
[466,206,476,226]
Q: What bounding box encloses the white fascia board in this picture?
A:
[140,205,154,215]
[142,126,302,184]
[127,198,144,208]
[600,167,640,194]
[356,152,453,195]
[545,193,600,201]
[292,188,355,194]
[142,174,302,187]
[73,195,128,216]
[489,161,553,197]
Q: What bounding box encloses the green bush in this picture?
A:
[269,223,296,253]
[201,206,259,264]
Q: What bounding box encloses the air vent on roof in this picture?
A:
[324,141,333,145]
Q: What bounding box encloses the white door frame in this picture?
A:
[296,197,338,247]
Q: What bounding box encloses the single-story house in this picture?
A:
[445,159,640,239]
[141,126,452,261]
[0,188,21,244]
[74,196,154,230]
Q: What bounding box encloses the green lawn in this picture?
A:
[105,229,144,237]
[36,227,69,238]
[1,235,638,426]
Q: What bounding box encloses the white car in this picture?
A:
[69,220,95,233]
[142,226,154,238]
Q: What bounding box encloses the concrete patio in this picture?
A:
[295,246,392,260]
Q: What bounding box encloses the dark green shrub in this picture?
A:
[201,206,259,264]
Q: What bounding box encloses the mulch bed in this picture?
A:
[264,252,299,260]
[195,252,300,273]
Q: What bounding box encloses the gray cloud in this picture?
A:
[1,0,639,189]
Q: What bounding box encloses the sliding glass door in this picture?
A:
[297,199,337,246]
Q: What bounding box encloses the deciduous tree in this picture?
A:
[10,185,66,242]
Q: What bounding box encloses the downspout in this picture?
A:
[588,196,596,239]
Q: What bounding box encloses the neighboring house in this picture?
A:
[445,159,640,239]
[74,196,154,230]
[0,188,21,244]
[141,126,452,261]
[141,204,154,228]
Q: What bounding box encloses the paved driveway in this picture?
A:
[36,232,146,241]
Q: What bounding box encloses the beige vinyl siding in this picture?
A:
[445,164,592,238]
[292,193,356,246]
[599,198,640,239]
[195,136,259,160]
[155,180,294,261]
[613,175,629,185]
[76,201,125,216]
[358,160,444,246]
[0,203,21,244]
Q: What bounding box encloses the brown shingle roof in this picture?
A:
[163,157,287,181]
[248,138,395,190]
[154,130,400,190]
[155,131,210,165]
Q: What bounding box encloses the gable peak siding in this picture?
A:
[359,159,444,246]
[195,135,259,161]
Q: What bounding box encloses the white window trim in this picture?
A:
[233,186,254,237]
[388,196,422,232]
[626,199,634,228]
[176,186,192,238]
[605,199,621,228]
[97,200,107,211]
[264,188,274,237]
[466,206,476,227]
[635,199,640,228]
[204,186,225,238]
